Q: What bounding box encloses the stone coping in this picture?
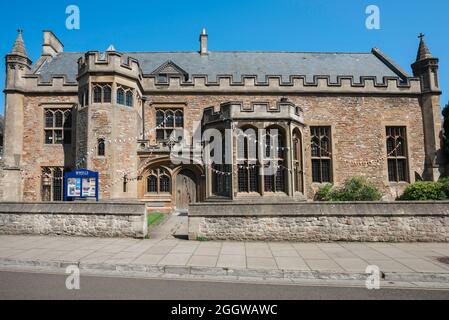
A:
[189,201,449,217]
[0,202,146,215]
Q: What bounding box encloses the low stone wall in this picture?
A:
[189,202,449,242]
[0,202,147,238]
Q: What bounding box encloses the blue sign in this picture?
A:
[64,170,99,202]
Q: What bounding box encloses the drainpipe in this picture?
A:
[141,96,148,140]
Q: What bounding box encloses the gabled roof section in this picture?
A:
[151,60,189,78]
[32,50,410,84]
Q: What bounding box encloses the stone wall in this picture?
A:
[188,202,449,242]
[144,94,426,200]
[0,202,147,238]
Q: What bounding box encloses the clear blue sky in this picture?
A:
[1,0,448,114]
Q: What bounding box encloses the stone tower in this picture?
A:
[75,48,143,200]
[2,30,32,201]
[411,34,444,180]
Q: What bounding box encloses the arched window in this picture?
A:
[98,139,105,156]
[93,86,102,103]
[237,128,259,194]
[165,110,174,127]
[147,175,158,193]
[146,168,171,194]
[117,88,125,105]
[175,110,184,128]
[264,128,287,193]
[103,86,112,103]
[293,129,303,193]
[45,111,54,128]
[155,109,184,142]
[41,167,65,202]
[311,126,332,183]
[125,91,133,107]
[55,111,64,127]
[160,175,170,193]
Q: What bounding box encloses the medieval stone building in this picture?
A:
[0,29,444,211]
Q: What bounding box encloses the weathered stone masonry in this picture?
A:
[189,202,449,242]
[0,202,147,238]
[0,29,445,213]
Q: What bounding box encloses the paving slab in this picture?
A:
[275,257,309,271]
[247,257,278,270]
[133,254,165,265]
[194,246,222,256]
[305,259,345,272]
[217,254,246,268]
[395,258,449,273]
[158,253,192,266]
[187,255,218,267]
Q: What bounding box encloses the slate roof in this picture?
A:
[34,51,406,84]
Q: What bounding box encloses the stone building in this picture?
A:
[0,29,445,211]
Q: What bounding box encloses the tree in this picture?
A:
[443,102,449,158]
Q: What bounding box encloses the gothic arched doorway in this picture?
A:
[176,169,198,211]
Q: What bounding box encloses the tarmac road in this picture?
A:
[0,270,449,300]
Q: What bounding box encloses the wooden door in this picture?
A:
[176,170,197,211]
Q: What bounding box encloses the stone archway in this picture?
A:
[175,169,198,212]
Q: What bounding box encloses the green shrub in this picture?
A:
[439,177,449,198]
[315,183,333,201]
[399,181,447,201]
[315,177,383,202]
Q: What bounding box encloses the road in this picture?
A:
[1,270,449,300]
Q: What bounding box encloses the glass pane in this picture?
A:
[103,86,112,103]
[311,137,320,157]
[175,111,184,128]
[63,130,71,144]
[126,92,133,107]
[321,160,331,183]
[312,159,321,183]
[388,159,397,182]
[54,130,63,144]
[397,159,407,182]
[249,165,258,192]
[64,111,72,128]
[117,89,125,105]
[156,111,165,127]
[147,176,157,193]
[238,166,248,192]
[55,111,63,127]
[94,86,102,103]
[165,111,174,127]
[156,130,165,142]
[160,175,170,193]
[275,167,285,192]
[45,111,53,128]
[45,130,53,144]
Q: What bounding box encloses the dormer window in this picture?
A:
[158,74,168,83]
[151,61,189,84]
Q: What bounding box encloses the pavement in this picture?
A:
[1,234,449,289]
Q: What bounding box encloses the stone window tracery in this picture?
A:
[44,108,72,145]
[41,167,64,202]
[146,168,171,194]
[386,126,409,182]
[311,126,332,183]
[155,108,184,142]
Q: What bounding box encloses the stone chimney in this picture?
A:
[42,30,64,57]
[199,28,208,55]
